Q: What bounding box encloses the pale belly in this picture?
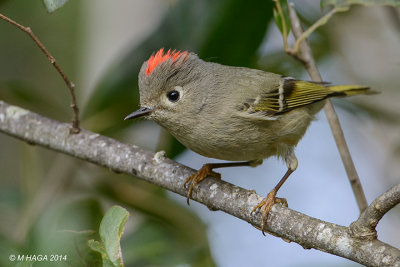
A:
[185,137,281,161]
[173,110,313,162]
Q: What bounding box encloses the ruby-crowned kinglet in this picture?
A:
[125,48,373,231]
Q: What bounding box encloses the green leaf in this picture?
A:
[273,0,291,36]
[42,0,68,12]
[100,206,129,266]
[88,240,115,267]
[89,206,129,267]
[96,178,217,266]
[321,0,400,11]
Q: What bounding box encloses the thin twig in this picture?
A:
[286,3,368,212]
[0,12,80,133]
[0,100,399,266]
[274,0,289,50]
[273,0,305,63]
[292,7,337,53]
[350,183,400,240]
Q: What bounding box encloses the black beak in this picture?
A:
[124,107,153,120]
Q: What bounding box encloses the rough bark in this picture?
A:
[0,100,399,266]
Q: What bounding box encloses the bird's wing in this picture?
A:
[250,77,334,116]
[229,68,370,120]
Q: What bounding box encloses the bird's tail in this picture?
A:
[327,85,377,96]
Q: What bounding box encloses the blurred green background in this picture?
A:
[0,0,399,266]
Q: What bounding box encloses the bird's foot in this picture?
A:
[251,189,288,235]
[184,164,221,205]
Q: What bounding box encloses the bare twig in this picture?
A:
[273,0,289,50]
[0,13,80,133]
[273,1,337,64]
[286,3,368,212]
[292,7,337,53]
[0,100,399,266]
[350,184,400,240]
[273,0,305,63]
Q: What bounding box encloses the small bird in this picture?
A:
[125,48,373,232]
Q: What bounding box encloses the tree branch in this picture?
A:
[0,12,80,133]
[287,3,368,212]
[0,100,399,266]
[292,7,337,54]
[350,184,400,240]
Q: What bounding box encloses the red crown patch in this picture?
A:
[145,48,188,76]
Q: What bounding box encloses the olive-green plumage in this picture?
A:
[124,49,375,227]
[128,50,372,172]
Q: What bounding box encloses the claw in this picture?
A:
[184,164,221,205]
[251,189,288,235]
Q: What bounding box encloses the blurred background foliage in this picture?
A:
[0,0,399,266]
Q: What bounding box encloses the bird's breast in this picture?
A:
[156,86,315,162]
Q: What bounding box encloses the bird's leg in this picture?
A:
[184,161,251,205]
[251,168,293,234]
[251,151,298,235]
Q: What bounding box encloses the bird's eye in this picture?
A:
[167,90,180,102]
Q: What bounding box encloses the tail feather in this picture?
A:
[327,85,377,96]
[254,78,377,116]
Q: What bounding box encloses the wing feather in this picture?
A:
[237,74,370,119]
[251,78,334,115]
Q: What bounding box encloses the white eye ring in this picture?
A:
[165,86,183,104]
[174,86,183,96]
